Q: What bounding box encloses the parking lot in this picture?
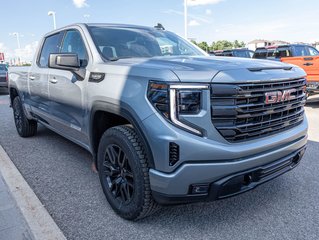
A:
[0,89,318,240]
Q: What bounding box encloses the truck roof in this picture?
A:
[44,23,160,37]
[256,44,313,50]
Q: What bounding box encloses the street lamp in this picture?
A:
[11,32,21,49]
[48,11,56,30]
[184,0,196,40]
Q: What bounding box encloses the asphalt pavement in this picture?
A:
[0,89,318,240]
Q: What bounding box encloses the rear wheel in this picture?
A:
[12,96,37,137]
[97,125,158,220]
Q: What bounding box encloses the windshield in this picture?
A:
[0,65,7,71]
[88,26,205,60]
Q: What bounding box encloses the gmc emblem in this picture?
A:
[264,89,297,104]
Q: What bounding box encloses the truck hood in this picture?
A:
[114,56,302,83]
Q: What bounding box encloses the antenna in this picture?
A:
[154,23,165,30]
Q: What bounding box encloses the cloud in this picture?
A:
[73,0,89,8]
[205,9,212,15]
[189,20,200,26]
[187,0,224,6]
[0,41,39,63]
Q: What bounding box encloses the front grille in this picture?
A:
[211,78,306,142]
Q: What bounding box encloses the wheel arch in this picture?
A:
[89,101,155,170]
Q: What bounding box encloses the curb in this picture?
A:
[0,145,66,240]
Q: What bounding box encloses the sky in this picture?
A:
[1,0,319,61]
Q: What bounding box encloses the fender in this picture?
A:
[89,100,155,169]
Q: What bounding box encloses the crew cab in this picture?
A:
[253,44,319,94]
[9,23,308,220]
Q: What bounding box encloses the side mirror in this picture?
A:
[49,53,85,80]
[49,53,80,70]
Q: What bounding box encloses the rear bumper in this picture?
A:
[0,82,8,88]
[152,145,307,204]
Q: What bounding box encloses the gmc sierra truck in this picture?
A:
[9,23,308,220]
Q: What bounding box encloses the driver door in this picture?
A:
[48,29,89,146]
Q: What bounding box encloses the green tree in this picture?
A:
[197,41,210,52]
[233,40,245,48]
[210,40,233,50]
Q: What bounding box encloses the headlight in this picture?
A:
[148,81,209,136]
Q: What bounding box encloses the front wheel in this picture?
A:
[97,125,158,220]
[12,96,37,137]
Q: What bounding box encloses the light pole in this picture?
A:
[184,0,196,40]
[48,11,56,30]
[11,32,21,49]
[184,0,188,39]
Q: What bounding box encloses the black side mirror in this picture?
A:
[49,53,86,80]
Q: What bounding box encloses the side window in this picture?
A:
[60,30,88,65]
[293,46,308,56]
[307,47,319,56]
[277,47,291,58]
[38,33,63,67]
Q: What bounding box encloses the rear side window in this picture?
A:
[293,46,309,56]
[60,30,88,64]
[38,33,64,67]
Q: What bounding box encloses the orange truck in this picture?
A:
[253,44,319,94]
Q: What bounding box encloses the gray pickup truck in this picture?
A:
[9,23,308,220]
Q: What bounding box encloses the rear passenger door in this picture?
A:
[48,29,90,146]
[28,32,64,121]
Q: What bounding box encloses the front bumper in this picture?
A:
[151,145,307,204]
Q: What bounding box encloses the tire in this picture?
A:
[12,96,37,137]
[97,125,159,220]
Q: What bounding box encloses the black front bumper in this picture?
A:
[152,146,307,205]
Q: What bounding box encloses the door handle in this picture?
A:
[304,57,313,61]
[29,76,35,80]
[303,62,313,66]
[49,78,58,84]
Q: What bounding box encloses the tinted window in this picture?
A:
[233,50,250,58]
[293,46,309,56]
[89,26,204,60]
[267,49,275,58]
[0,65,7,71]
[253,49,267,59]
[307,46,319,56]
[61,30,88,63]
[277,47,291,58]
[39,33,63,67]
[223,51,233,57]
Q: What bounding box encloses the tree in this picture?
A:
[197,41,210,52]
[211,40,234,51]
